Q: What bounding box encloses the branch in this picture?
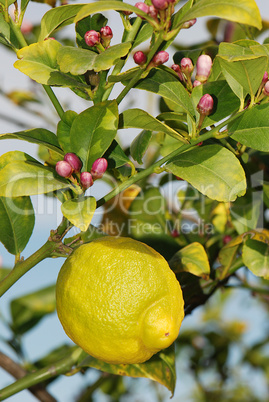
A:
[0,351,56,402]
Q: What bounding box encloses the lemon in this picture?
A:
[56,236,184,364]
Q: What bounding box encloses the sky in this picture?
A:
[0,0,269,401]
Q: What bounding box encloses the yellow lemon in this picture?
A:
[56,236,184,364]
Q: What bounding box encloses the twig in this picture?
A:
[0,351,56,402]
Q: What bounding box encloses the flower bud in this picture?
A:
[151,0,168,10]
[84,30,100,47]
[195,54,212,83]
[182,18,197,29]
[262,71,268,84]
[152,51,169,66]
[180,57,194,74]
[171,64,184,81]
[100,26,113,39]
[134,51,147,65]
[193,80,202,87]
[64,153,82,173]
[135,2,149,18]
[197,94,214,116]
[55,160,73,178]
[148,5,158,19]
[263,81,269,96]
[91,158,108,180]
[80,172,93,189]
[223,235,232,245]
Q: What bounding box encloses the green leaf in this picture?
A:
[70,100,119,171]
[0,196,35,255]
[169,242,210,280]
[129,187,166,225]
[217,50,267,100]
[39,4,87,40]
[166,145,246,202]
[175,0,262,30]
[130,130,152,164]
[103,140,130,169]
[0,128,63,157]
[242,239,269,280]
[78,344,176,397]
[10,285,56,335]
[14,40,91,92]
[57,110,78,153]
[133,23,153,49]
[0,161,70,197]
[74,2,152,25]
[119,108,188,143]
[135,69,196,119]
[229,104,269,151]
[0,151,37,170]
[191,80,240,129]
[61,196,96,231]
[57,43,132,75]
[230,189,262,234]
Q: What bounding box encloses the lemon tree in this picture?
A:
[0,0,269,401]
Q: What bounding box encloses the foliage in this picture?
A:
[0,0,269,400]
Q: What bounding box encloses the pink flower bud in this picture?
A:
[134,51,147,65]
[182,18,197,29]
[148,5,158,19]
[223,235,232,245]
[151,0,168,10]
[171,64,180,73]
[195,54,212,83]
[197,94,214,116]
[63,153,82,173]
[152,51,169,66]
[84,30,100,47]
[193,80,202,87]
[180,57,194,74]
[262,71,268,84]
[263,81,269,96]
[21,20,33,35]
[135,2,149,18]
[80,172,94,189]
[100,26,113,39]
[91,158,108,180]
[55,160,73,178]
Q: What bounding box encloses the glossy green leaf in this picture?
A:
[191,80,240,129]
[10,285,56,335]
[0,151,37,170]
[74,2,151,25]
[57,43,132,75]
[0,196,35,255]
[229,104,269,151]
[70,100,118,171]
[14,40,90,92]
[39,4,87,40]
[133,23,153,49]
[130,130,152,164]
[217,53,267,100]
[103,140,130,169]
[0,128,63,157]
[169,242,210,280]
[119,108,188,143]
[166,145,246,202]
[175,0,262,30]
[242,239,269,280]
[0,161,70,197]
[78,344,176,396]
[57,110,78,153]
[135,69,196,119]
[61,196,96,231]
